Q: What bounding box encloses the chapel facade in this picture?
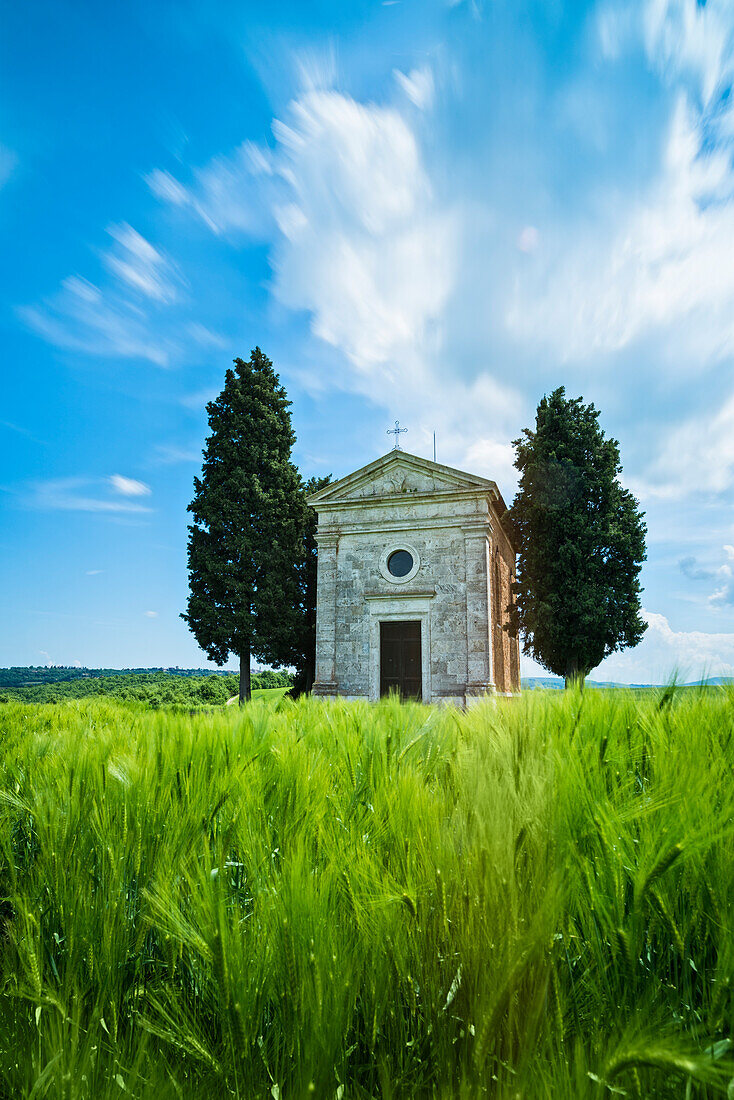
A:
[307,449,520,705]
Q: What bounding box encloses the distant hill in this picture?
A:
[2,666,730,695]
[0,665,243,689]
[522,677,649,689]
[522,676,734,690]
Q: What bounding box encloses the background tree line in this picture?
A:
[0,666,284,689]
[0,669,294,707]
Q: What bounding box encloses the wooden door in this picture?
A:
[380,620,422,700]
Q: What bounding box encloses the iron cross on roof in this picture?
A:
[387,420,408,451]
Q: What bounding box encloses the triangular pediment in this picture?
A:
[307,450,500,507]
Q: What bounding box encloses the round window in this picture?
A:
[387,549,414,578]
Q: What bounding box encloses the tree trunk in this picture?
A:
[239,646,251,705]
[564,659,585,691]
[303,654,315,695]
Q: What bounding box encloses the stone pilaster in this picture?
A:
[463,527,494,699]
[311,530,339,697]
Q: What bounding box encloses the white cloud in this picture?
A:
[642,0,732,105]
[598,0,732,105]
[710,543,734,607]
[598,608,734,682]
[394,66,435,110]
[104,224,179,303]
[271,89,455,371]
[145,142,276,237]
[85,569,104,576]
[109,474,151,497]
[463,437,518,498]
[24,477,153,514]
[268,87,528,478]
[517,225,539,253]
[147,82,524,484]
[596,2,637,61]
[19,227,182,366]
[502,0,734,505]
[633,392,734,500]
[507,95,734,362]
[187,321,227,349]
[508,0,734,394]
[678,544,734,607]
[144,610,158,618]
[147,86,453,374]
[19,279,172,366]
[145,168,190,206]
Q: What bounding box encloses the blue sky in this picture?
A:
[2,0,734,681]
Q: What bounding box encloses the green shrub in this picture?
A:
[196,676,230,705]
[252,668,294,690]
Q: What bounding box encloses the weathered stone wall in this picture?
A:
[331,525,471,702]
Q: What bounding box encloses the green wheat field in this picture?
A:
[0,690,732,1098]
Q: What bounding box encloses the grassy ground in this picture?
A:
[0,689,732,1098]
[249,687,290,704]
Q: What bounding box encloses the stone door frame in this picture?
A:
[365,593,434,703]
[379,619,422,700]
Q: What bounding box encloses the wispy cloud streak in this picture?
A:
[19,227,181,366]
[23,477,153,514]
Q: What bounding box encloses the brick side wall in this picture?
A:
[490,512,521,693]
[492,547,518,693]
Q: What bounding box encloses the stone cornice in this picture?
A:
[364,589,436,600]
[312,489,497,513]
[316,516,494,538]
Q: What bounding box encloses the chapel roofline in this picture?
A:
[306,448,509,514]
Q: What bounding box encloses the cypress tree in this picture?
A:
[182,348,303,703]
[507,387,647,687]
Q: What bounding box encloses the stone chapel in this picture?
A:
[307,448,520,704]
